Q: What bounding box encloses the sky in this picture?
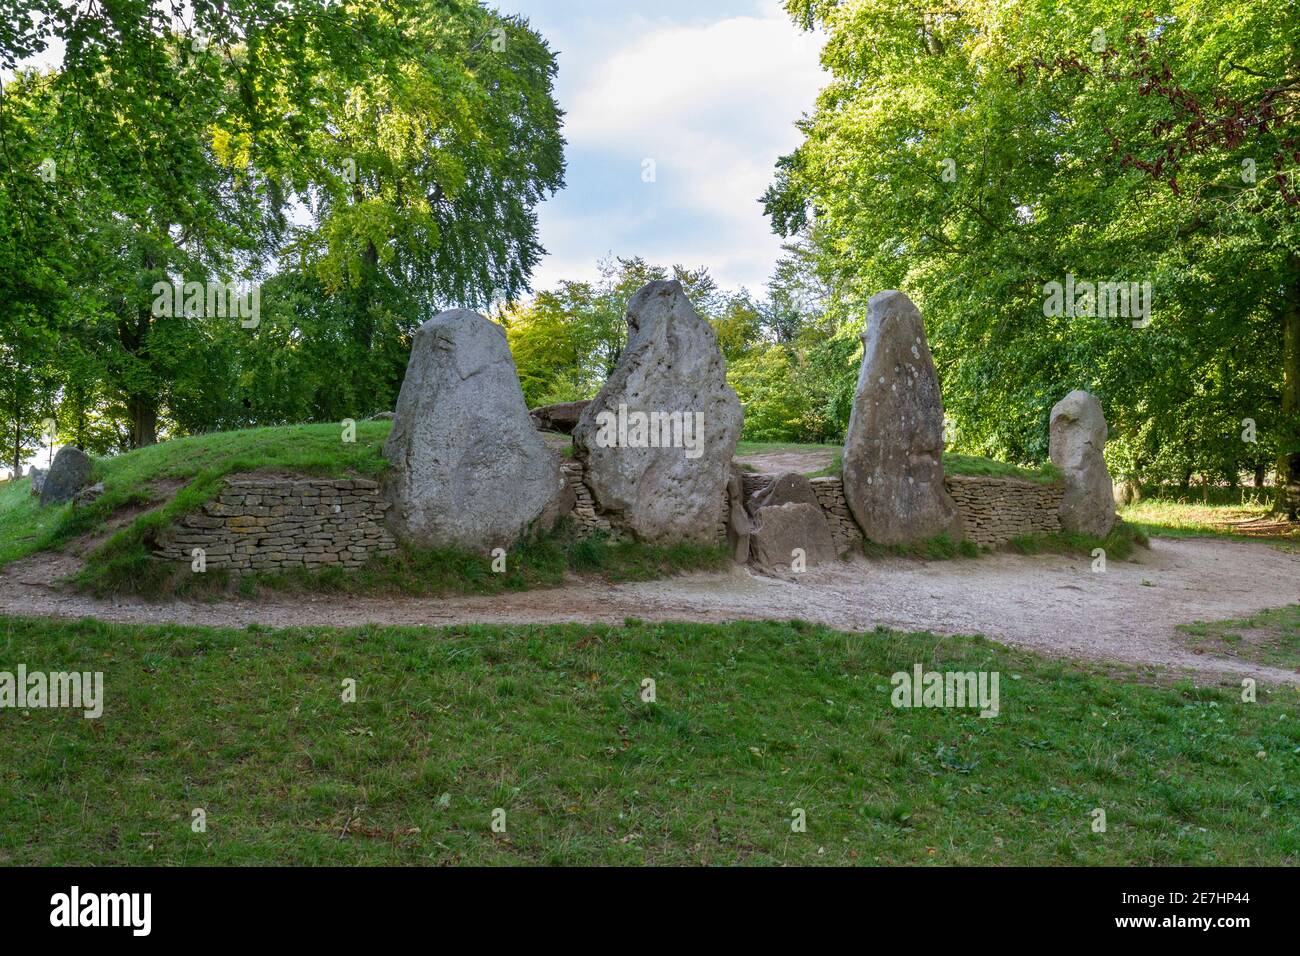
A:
[501,0,826,294]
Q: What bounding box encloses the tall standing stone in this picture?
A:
[1050,390,1116,537]
[383,309,566,552]
[573,280,743,544]
[841,290,960,545]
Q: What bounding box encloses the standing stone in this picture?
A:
[745,471,822,517]
[383,309,565,552]
[749,502,837,572]
[573,281,743,544]
[841,290,959,545]
[40,447,93,506]
[1050,390,1116,537]
[29,467,47,497]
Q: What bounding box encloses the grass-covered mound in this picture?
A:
[943,453,1061,485]
[1,423,392,569]
[0,422,728,597]
[1,614,1295,866]
[1,423,392,594]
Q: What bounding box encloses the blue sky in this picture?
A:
[501,0,825,293]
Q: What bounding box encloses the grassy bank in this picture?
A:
[0,423,392,575]
[1,614,1296,866]
[1009,521,1149,562]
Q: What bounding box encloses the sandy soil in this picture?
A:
[3,537,1298,687]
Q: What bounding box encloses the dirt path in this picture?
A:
[3,537,1298,686]
[733,449,835,475]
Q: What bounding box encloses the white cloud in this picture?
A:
[528,2,826,293]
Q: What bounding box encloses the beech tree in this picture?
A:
[765,0,1299,508]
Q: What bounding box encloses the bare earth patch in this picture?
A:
[3,536,1298,687]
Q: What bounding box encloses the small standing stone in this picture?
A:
[40,447,93,506]
[1050,390,1116,537]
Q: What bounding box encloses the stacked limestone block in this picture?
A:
[739,470,1064,551]
[156,477,397,572]
[944,475,1064,547]
[808,477,865,550]
[562,461,617,539]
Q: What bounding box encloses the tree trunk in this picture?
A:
[1278,253,1300,520]
[128,394,158,448]
[1254,462,1266,488]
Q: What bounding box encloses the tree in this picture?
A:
[2,1,565,447]
[765,0,1299,504]
[504,257,727,405]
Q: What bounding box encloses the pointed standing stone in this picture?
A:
[573,281,743,544]
[841,290,960,545]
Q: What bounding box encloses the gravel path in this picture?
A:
[2,537,1298,686]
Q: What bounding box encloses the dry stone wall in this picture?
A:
[809,477,864,550]
[155,468,1063,573]
[945,475,1064,546]
[155,477,397,572]
[743,472,1064,550]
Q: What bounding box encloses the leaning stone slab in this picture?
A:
[530,400,590,435]
[40,447,93,506]
[573,281,743,544]
[749,502,837,572]
[383,309,566,552]
[841,290,960,545]
[1050,390,1116,537]
[726,464,753,563]
[745,471,821,517]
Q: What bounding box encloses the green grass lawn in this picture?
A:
[1177,605,1300,673]
[1121,495,1299,554]
[2,614,1296,866]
